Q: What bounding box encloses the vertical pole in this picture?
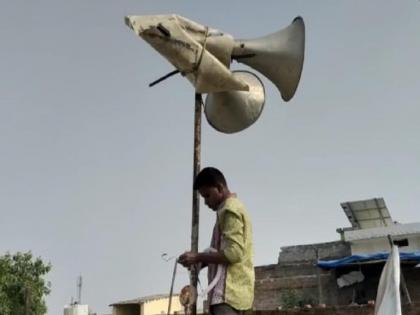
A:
[190,93,202,315]
[167,258,178,315]
[77,275,82,304]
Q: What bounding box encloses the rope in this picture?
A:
[193,27,209,72]
[182,26,209,76]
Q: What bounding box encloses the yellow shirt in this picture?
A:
[211,196,254,310]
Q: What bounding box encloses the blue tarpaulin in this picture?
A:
[318,252,420,269]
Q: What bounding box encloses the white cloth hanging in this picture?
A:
[374,245,402,315]
[198,248,223,298]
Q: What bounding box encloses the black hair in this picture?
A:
[193,167,227,190]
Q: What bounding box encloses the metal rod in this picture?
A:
[149,70,180,87]
[77,275,82,304]
[400,269,412,304]
[190,93,202,315]
[167,258,178,315]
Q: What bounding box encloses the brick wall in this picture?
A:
[255,240,420,311]
[252,303,420,315]
[254,262,420,310]
[254,263,340,310]
[278,242,351,264]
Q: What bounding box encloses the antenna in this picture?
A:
[77,275,82,304]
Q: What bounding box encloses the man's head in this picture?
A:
[193,167,229,211]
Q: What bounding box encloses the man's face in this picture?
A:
[199,185,224,211]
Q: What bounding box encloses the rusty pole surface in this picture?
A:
[190,93,202,315]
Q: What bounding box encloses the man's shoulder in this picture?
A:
[220,196,246,216]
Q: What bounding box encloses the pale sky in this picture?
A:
[1,1,420,314]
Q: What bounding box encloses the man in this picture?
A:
[179,167,254,315]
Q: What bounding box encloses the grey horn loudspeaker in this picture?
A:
[232,17,305,102]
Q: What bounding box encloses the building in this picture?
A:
[254,198,420,311]
[64,303,89,315]
[337,198,420,254]
[110,294,184,315]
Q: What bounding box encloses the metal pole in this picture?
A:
[167,258,178,315]
[190,93,202,315]
[77,275,82,304]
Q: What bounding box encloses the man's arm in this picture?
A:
[220,210,245,263]
[179,210,245,267]
[178,250,229,267]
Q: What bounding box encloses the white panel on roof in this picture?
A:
[341,198,393,229]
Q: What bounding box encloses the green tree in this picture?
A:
[0,252,51,315]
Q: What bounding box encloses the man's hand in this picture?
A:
[178,251,199,267]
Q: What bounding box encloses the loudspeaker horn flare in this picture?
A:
[232,17,305,102]
[204,71,265,134]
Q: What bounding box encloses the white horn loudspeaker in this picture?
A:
[204,16,305,133]
[125,15,305,133]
